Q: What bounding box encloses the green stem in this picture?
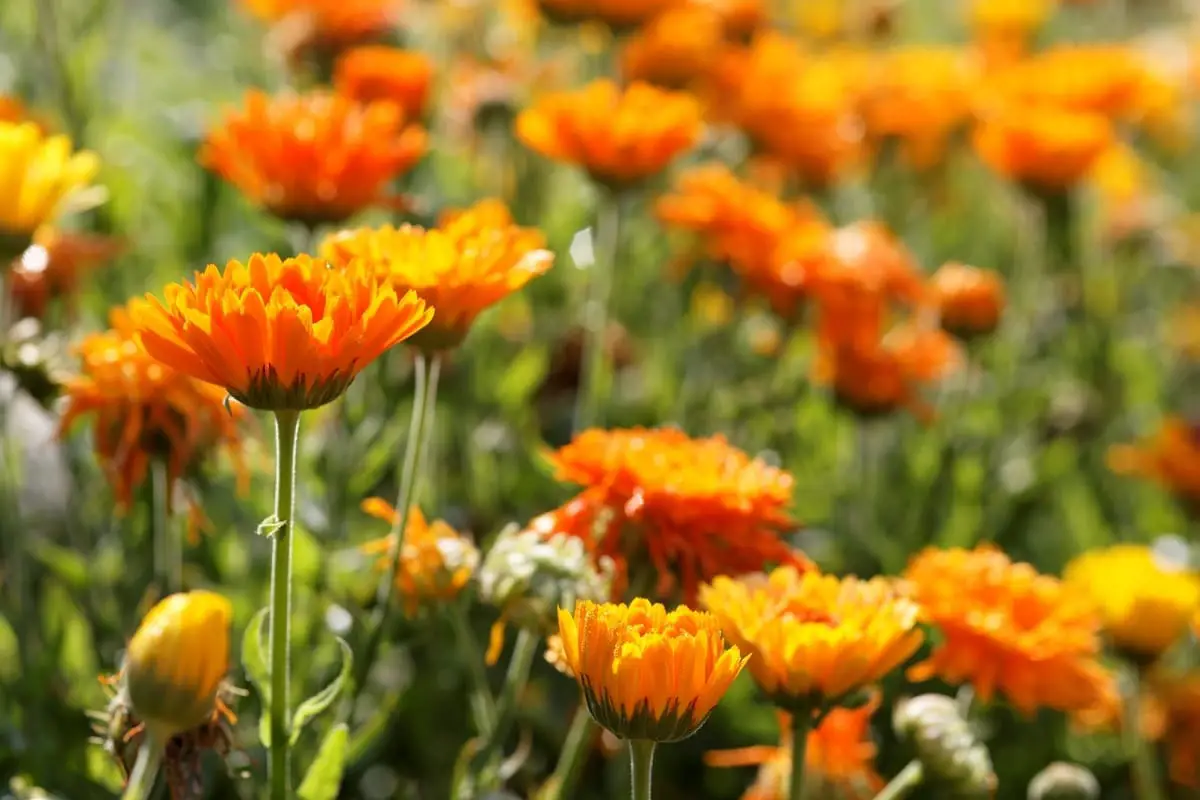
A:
[1123,666,1166,800]
[872,760,924,800]
[472,627,540,781]
[120,737,163,800]
[541,706,598,800]
[447,602,498,734]
[573,190,621,432]
[150,458,180,593]
[789,711,813,800]
[628,739,656,800]
[352,352,441,694]
[268,409,302,800]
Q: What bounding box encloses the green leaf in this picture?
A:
[30,541,91,589]
[257,514,287,538]
[296,724,349,800]
[290,636,353,746]
[241,607,272,747]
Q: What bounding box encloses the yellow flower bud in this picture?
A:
[124,590,232,739]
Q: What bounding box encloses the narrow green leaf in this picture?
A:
[241,607,271,747]
[290,636,353,746]
[297,724,349,800]
[256,514,287,537]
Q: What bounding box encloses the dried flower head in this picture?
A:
[893,694,996,798]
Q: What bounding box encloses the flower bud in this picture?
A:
[123,590,232,739]
[894,694,995,799]
[1027,762,1100,800]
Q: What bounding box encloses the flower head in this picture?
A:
[984,45,1144,118]
[621,6,725,91]
[534,0,675,29]
[904,546,1112,715]
[893,694,996,798]
[1108,418,1200,509]
[130,253,433,411]
[701,567,923,709]
[8,228,122,321]
[969,0,1053,64]
[516,80,702,189]
[557,598,747,742]
[59,305,246,510]
[334,46,434,121]
[0,122,99,249]
[200,89,426,227]
[929,261,1005,338]
[973,101,1113,192]
[549,427,806,601]
[123,590,232,739]
[359,499,479,617]
[1064,544,1200,660]
[240,0,399,50]
[322,200,553,350]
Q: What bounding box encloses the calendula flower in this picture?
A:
[0,95,26,124]
[516,80,702,189]
[984,45,1144,118]
[1155,670,1200,787]
[334,46,434,121]
[929,261,1005,338]
[322,199,554,350]
[59,305,247,512]
[549,427,806,600]
[1064,544,1200,660]
[534,0,675,29]
[1108,417,1200,509]
[1088,142,1161,243]
[557,599,747,742]
[359,498,479,617]
[621,6,725,91]
[701,567,923,710]
[8,228,122,321]
[696,0,766,41]
[130,253,433,411]
[973,101,1113,193]
[904,546,1112,715]
[0,122,99,255]
[200,89,427,227]
[122,590,233,739]
[240,0,399,49]
[706,701,885,800]
[969,0,1054,66]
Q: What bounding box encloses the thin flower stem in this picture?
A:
[150,459,180,593]
[471,627,541,782]
[629,739,656,800]
[872,761,924,800]
[541,706,598,800]
[447,601,498,733]
[789,711,812,800]
[121,737,163,800]
[574,189,622,432]
[1123,665,1166,800]
[269,409,302,800]
[352,353,441,695]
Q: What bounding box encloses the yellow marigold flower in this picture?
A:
[620,6,725,91]
[359,498,479,617]
[969,0,1054,65]
[557,599,747,742]
[701,567,922,710]
[130,253,433,411]
[1108,417,1200,510]
[0,122,99,254]
[124,590,232,739]
[904,546,1112,716]
[322,199,553,350]
[516,80,702,189]
[929,261,1005,338]
[973,101,1113,192]
[334,46,434,121]
[1065,544,1200,660]
[200,89,427,227]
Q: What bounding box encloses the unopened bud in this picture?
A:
[1027,762,1100,800]
[894,694,995,799]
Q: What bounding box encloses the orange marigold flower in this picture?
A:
[1108,417,1200,510]
[1154,669,1200,787]
[59,305,247,511]
[557,598,747,742]
[0,95,27,124]
[969,0,1054,66]
[549,427,806,601]
[929,261,1005,338]
[701,567,923,709]
[516,80,702,189]
[200,89,427,227]
[984,44,1144,118]
[973,101,1113,192]
[9,228,122,321]
[130,253,433,411]
[695,0,767,41]
[533,0,676,29]
[621,6,725,91]
[359,498,480,617]
[240,0,398,48]
[334,46,434,121]
[321,199,553,350]
[706,701,884,799]
[904,546,1112,716]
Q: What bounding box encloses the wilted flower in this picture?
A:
[130,253,433,411]
[334,46,434,121]
[557,599,746,742]
[621,6,725,90]
[929,262,1005,338]
[1027,762,1101,800]
[516,80,702,189]
[904,546,1112,715]
[1064,544,1200,661]
[1108,417,1200,510]
[893,694,996,798]
[548,427,806,600]
[200,89,427,227]
[973,101,1113,193]
[8,228,122,321]
[0,122,99,256]
[701,567,923,710]
[322,199,553,350]
[359,499,480,617]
